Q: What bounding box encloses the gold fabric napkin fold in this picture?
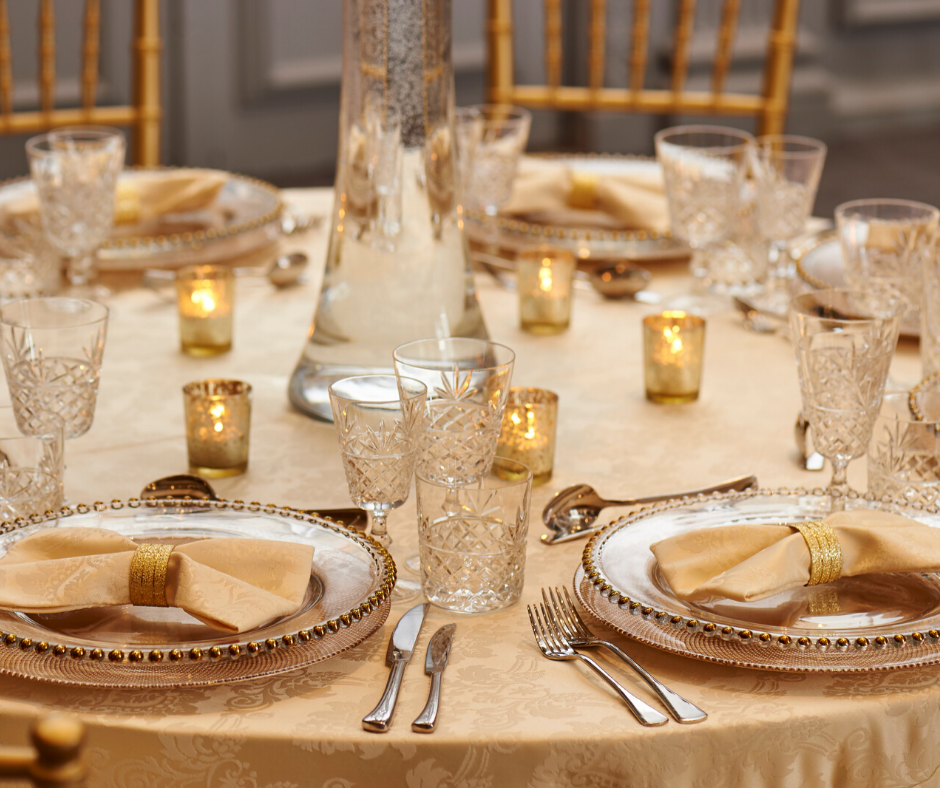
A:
[499,155,670,233]
[650,510,940,603]
[0,528,314,633]
[4,169,228,227]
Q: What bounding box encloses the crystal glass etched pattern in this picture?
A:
[790,290,903,506]
[0,298,108,439]
[869,392,940,506]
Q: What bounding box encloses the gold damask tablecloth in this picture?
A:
[0,189,935,788]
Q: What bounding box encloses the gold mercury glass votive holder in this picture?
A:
[643,311,706,404]
[517,246,576,334]
[183,380,252,478]
[176,265,235,356]
[496,387,559,486]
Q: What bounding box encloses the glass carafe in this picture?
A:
[289,0,488,421]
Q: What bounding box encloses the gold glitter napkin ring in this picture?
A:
[567,171,599,210]
[129,543,174,607]
[792,520,843,586]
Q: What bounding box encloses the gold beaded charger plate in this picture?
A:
[465,154,690,264]
[0,499,393,688]
[0,168,283,271]
[575,488,940,672]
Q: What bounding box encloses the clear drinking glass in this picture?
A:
[789,290,903,508]
[0,298,109,439]
[328,374,427,547]
[836,199,940,345]
[393,338,515,485]
[0,405,64,515]
[868,391,940,506]
[25,127,125,291]
[455,105,531,242]
[654,125,754,291]
[751,135,827,291]
[416,457,532,613]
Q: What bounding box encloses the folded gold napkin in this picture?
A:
[0,528,314,633]
[499,155,669,233]
[651,510,940,603]
[5,169,228,227]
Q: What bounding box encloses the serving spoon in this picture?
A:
[541,474,758,545]
[587,259,656,302]
[140,474,368,532]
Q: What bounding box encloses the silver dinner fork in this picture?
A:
[544,588,707,724]
[526,604,668,726]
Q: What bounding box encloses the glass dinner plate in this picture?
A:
[465,154,690,264]
[575,488,940,672]
[0,499,393,688]
[793,230,919,338]
[0,168,283,271]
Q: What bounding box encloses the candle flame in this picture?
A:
[663,325,684,355]
[214,422,224,432]
[538,264,553,292]
[191,288,217,313]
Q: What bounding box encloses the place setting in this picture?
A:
[3,1,940,784]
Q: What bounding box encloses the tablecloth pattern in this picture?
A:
[0,190,935,788]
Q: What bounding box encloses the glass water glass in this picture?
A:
[789,290,903,508]
[0,405,64,517]
[0,298,109,439]
[837,199,939,355]
[393,338,515,485]
[654,125,754,291]
[869,391,940,506]
[416,457,532,613]
[455,105,531,242]
[26,127,125,290]
[751,135,827,289]
[328,374,427,548]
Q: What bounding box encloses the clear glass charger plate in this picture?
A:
[465,154,690,264]
[792,229,919,339]
[575,488,940,673]
[0,168,283,271]
[0,499,393,688]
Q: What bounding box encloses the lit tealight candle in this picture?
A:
[183,380,252,477]
[176,265,235,356]
[643,311,706,404]
[496,387,558,486]
[517,246,575,334]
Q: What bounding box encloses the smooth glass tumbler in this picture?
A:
[517,247,575,334]
[26,127,125,290]
[176,265,235,356]
[393,338,515,485]
[416,457,532,613]
[183,380,252,478]
[0,298,108,439]
[790,290,903,508]
[869,391,940,506]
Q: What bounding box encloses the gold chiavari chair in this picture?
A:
[486,0,801,136]
[0,0,161,165]
[0,714,85,787]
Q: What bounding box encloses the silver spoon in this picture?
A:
[732,295,785,335]
[587,259,653,300]
[541,474,759,545]
[142,252,309,292]
[140,474,368,532]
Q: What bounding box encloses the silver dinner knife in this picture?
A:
[362,603,429,732]
[411,623,456,733]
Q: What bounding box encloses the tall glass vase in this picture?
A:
[289,0,488,421]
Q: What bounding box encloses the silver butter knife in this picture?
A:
[362,603,429,732]
[411,624,456,733]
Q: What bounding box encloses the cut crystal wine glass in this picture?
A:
[26,126,125,294]
[790,290,903,509]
